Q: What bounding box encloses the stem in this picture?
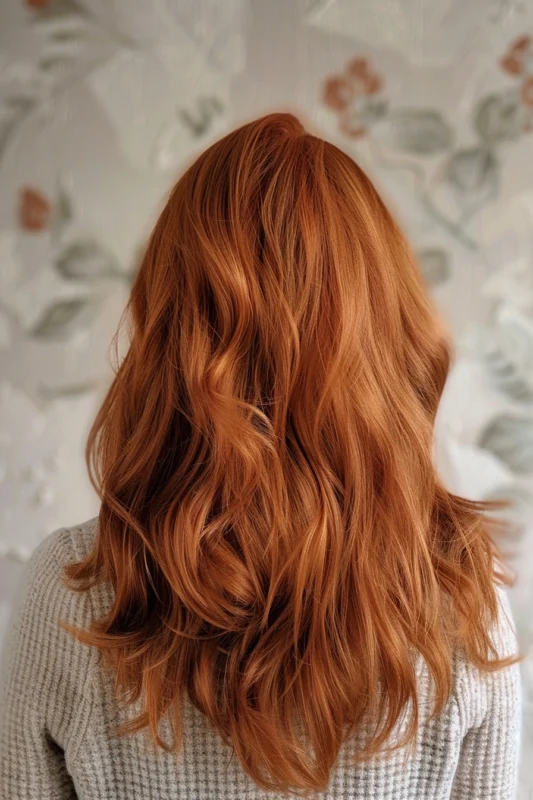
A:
[420,191,479,251]
[366,136,480,251]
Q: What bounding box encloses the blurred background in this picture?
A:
[1,0,533,794]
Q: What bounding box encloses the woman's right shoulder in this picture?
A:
[453,584,522,731]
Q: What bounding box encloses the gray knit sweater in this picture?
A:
[0,517,522,799]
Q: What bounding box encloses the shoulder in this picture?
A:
[1,518,101,713]
[490,584,519,660]
[52,515,99,562]
[454,584,522,731]
[13,517,99,625]
[19,515,98,579]
[0,519,104,755]
[8,516,98,620]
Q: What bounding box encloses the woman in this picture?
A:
[0,113,522,799]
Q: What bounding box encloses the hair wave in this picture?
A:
[65,112,517,795]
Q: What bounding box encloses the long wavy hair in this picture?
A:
[65,112,516,795]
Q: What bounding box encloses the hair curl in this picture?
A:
[64,112,517,795]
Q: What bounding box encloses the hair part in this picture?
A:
[64,112,517,795]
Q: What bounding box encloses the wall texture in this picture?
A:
[1,0,532,794]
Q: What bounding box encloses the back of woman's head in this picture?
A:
[66,112,513,795]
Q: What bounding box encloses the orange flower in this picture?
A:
[19,187,51,232]
[346,57,383,95]
[522,76,533,107]
[324,56,383,113]
[339,102,368,138]
[323,76,354,110]
[323,55,384,139]
[347,57,371,78]
[339,116,366,138]
[501,35,532,75]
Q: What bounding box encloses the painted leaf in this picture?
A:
[50,27,82,42]
[484,306,533,402]
[36,19,85,75]
[4,96,36,112]
[0,97,35,161]
[38,55,74,71]
[445,146,499,203]
[39,380,98,400]
[54,239,120,280]
[474,92,523,143]
[483,257,533,312]
[179,96,225,139]
[417,248,450,287]
[486,357,533,402]
[378,109,453,155]
[51,183,73,241]
[30,297,94,339]
[57,183,72,223]
[361,97,388,124]
[482,483,533,543]
[478,414,533,474]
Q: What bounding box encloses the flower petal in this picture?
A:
[18,187,51,232]
[323,75,353,111]
[501,54,524,75]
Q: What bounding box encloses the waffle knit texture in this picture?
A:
[0,517,522,799]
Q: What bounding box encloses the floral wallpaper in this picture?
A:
[1,0,533,793]
[320,38,533,519]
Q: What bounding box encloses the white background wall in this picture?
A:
[1,0,533,793]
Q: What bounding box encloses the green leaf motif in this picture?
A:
[179,96,225,139]
[55,239,120,281]
[361,97,389,126]
[485,351,533,402]
[417,248,451,287]
[484,308,533,402]
[30,298,94,340]
[51,183,73,242]
[478,414,533,474]
[4,96,36,112]
[51,28,82,42]
[0,97,36,162]
[474,91,523,144]
[57,184,73,224]
[38,55,73,72]
[39,379,98,400]
[379,109,454,155]
[445,146,499,202]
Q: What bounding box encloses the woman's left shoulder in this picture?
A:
[65,515,99,558]
[0,519,101,731]
[491,584,520,661]
[17,515,99,588]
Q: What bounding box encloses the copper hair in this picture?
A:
[64,112,518,795]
